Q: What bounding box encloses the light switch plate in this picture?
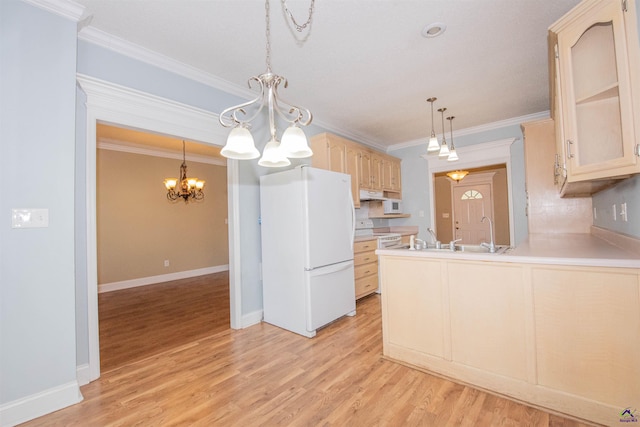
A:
[11,208,49,228]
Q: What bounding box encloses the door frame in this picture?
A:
[423,138,516,245]
[77,74,242,383]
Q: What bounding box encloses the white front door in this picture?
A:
[453,183,493,244]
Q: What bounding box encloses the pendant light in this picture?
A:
[426,97,440,152]
[218,0,315,167]
[446,116,459,161]
[438,107,450,158]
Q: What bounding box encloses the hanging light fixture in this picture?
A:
[218,0,315,167]
[163,141,205,203]
[426,97,440,152]
[438,107,450,158]
[446,115,459,161]
[446,170,469,182]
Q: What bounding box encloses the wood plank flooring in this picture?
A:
[99,272,230,372]
[23,285,594,426]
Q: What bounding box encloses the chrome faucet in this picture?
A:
[427,228,441,249]
[481,216,496,253]
[449,238,462,252]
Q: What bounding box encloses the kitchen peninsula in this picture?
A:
[376,229,640,426]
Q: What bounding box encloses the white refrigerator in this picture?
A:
[260,166,356,338]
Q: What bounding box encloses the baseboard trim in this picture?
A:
[76,363,91,386]
[0,381,83,427]
[242,309,263,329]
[98,265,229,293]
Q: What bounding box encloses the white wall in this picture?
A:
[0,0,82,423]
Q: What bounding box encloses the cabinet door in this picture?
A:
[326,137,347,174]
[370,153,383,191]
[381,257,444,358]
[532,266,640,406]
[557,0,639,179]
[345,144,361,208]
[309,134,347,173]
[359,150,372,189]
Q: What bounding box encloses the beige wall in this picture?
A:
[435,176,454,243]
[97,149,228,284]
[492,168,510,245]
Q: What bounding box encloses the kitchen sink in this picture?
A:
[403,244,510,254]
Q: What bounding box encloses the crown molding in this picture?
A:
[97,138,226,166]
[78,27,254,100]
[22,0,84,21]
[388,111,549,152]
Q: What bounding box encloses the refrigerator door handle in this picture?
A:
[306,260,354,275]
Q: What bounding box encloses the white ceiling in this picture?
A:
[76,0,581,151]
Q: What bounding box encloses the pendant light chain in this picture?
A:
[281,0,315,32]
[265,0,272,72]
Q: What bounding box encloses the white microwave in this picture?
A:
[383,199,403,214]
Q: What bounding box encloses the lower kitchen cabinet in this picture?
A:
[379,253,640,426]
[353,239,378,299]
[532,265,640,407]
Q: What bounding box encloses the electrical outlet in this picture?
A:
[593,207,597,220]
[620,202,628,222]
[612,204,617,221]
[164,260,170,267]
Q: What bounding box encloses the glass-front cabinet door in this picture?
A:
[554,0,640,181]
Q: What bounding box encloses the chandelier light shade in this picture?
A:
[163,141,205,203]
[438,107,450,158]
[446,116,459,161]
[218,0,315,167]
[426,97,440,152]
[446,170,469,182]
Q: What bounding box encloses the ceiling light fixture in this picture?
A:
[163,141,205,203]
[446,116,459,161]
[426,97,440,152]
[438,107,450,158]
[422,22,447,38]
[218,0,315,167]
[446,170,469,182]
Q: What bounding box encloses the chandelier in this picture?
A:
[163,141,205,202]
[218,0,315,167]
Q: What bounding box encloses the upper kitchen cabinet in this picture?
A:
[549,0,640,196]
[311,132,403,205]
[381,154,402,195]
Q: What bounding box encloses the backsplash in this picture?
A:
[592,175,640,239]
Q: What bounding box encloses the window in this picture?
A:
[461,189,483,200]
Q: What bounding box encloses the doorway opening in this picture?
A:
[424,137,517,246]
[78,74,242,383]
[95,124,231,372]
[434,165,510,245]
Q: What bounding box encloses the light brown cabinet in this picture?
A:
[549,0,640,195]
[381,155,402,194]
[379,253,640,426]
[310,133,359,207]
[311,133,402,205]
[353,239,378,299]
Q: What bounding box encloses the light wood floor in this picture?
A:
[22,287,593,426]
[99,272,230,372]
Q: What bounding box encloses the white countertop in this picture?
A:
[377,233,640,269]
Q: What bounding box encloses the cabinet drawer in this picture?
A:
[354,251,376,266]
[355,263,377,280]
[356,274,379,299]
[354,239,377,253]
